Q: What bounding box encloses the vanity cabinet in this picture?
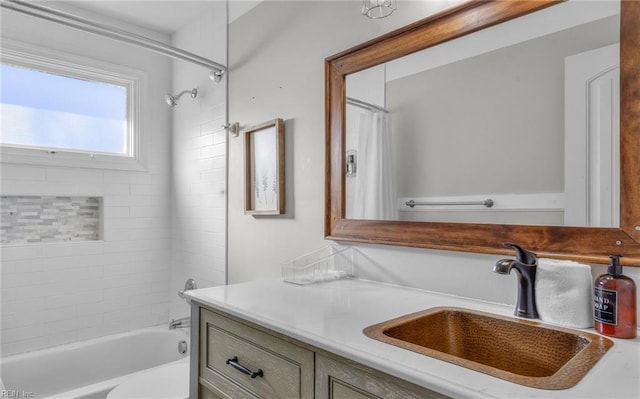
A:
[196,305,450,399]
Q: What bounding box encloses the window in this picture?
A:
[2,64,128,154]
[0,40,145,170]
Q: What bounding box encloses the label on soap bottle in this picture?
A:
[594,287,617,325]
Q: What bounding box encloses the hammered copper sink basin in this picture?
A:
[363,307,613,390]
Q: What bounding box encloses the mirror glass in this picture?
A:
[345,1,620,227]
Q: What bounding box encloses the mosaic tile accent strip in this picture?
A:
[1,196,101,244]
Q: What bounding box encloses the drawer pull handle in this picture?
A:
[226,356,264,379]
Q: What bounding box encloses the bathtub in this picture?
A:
[1,326,189,399]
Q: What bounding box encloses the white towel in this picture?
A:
[535,258,593,329]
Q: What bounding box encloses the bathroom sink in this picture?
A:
[363,307,613,390]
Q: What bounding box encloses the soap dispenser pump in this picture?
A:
[594,255,637,338]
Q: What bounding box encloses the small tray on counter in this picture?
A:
[281,246,356,285]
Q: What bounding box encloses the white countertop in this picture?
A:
[185,278,640,399]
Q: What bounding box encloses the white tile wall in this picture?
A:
[1,8,173,356]
[1,168,173,356]
[169,2,228,319]
[1,2,228,357]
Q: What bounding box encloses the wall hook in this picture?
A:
[210,70,224,82]
[223,122,240,137]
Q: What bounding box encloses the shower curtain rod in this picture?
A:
[346,97,389,114]
[0,0,227,79]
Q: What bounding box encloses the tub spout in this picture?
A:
[494,243,539,319]
[169,316,191,330]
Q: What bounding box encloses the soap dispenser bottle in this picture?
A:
[594,255,637,338]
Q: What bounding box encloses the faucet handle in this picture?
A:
[503,242,537,265]
[178,278,198,303]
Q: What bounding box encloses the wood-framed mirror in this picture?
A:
[325,0,640,266]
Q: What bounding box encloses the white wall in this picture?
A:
[390,16,618,199]
[169,2,228,319]
[0,6,173,356]
[227,1,450,283]
[227,0,640,322]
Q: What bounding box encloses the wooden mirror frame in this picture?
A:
[325,0,640,266]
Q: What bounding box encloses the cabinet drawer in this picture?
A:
[199,308,314,399]
[316,353,451,399]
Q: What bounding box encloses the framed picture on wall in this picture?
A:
[244,118,285,215]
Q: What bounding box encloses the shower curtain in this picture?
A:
[352,111,398,220]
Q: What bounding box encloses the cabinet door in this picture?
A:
[327,379,377,399]
[199,308,314,398]
[316,353,451,399]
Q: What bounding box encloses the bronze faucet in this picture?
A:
[494,243,539,319]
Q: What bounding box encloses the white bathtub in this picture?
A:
[0,326,189,399]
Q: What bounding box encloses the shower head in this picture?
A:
[165,88,198,107]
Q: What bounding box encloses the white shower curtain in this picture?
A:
[352,111,398,220]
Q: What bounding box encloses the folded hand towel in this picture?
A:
[536,258,593,329]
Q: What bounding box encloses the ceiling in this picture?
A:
[58,0,261,34]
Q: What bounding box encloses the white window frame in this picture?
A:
[1,39,147,171]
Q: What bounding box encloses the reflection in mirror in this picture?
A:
[345,1,620,227]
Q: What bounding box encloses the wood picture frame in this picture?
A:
[244,118,285,215]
